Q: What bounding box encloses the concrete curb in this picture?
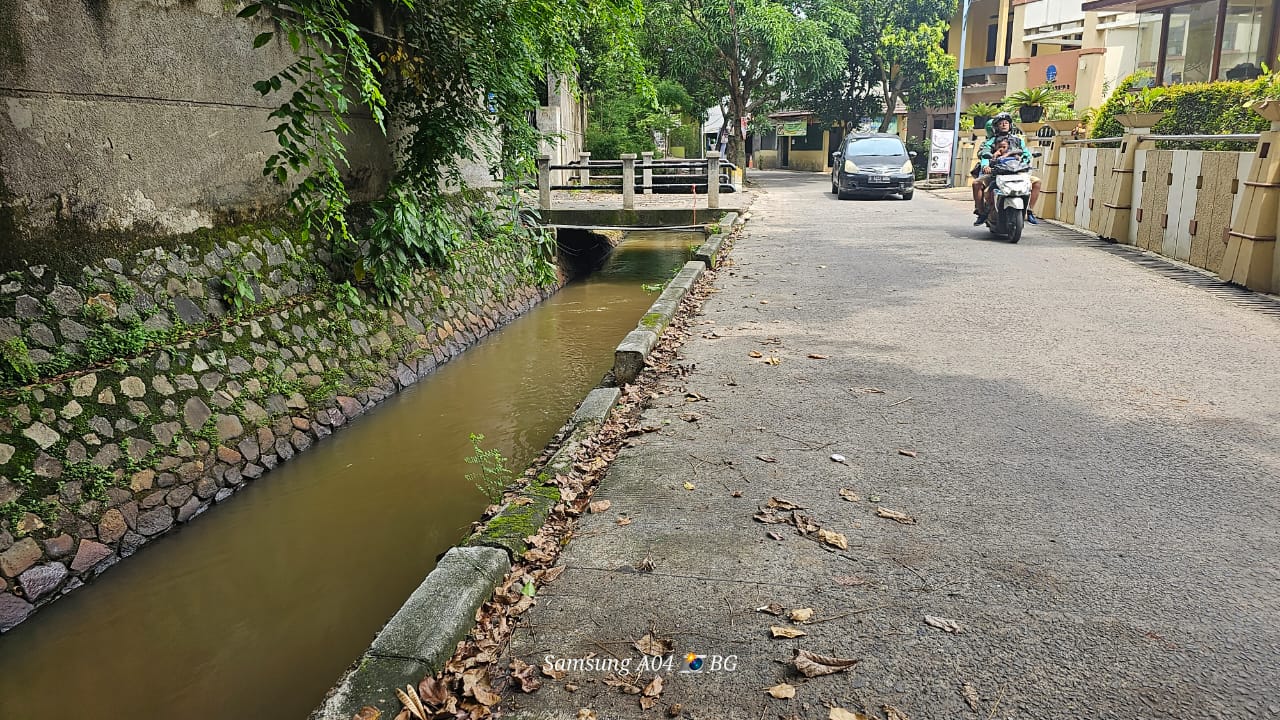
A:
[693,211,738,268]
[312,546,511,720]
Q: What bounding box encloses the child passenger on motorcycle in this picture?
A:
[981,138,1017,214]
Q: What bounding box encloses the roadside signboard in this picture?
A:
[929,129,955,175]
[778,120,808,137]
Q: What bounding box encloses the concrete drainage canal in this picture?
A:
[0,230,701,720]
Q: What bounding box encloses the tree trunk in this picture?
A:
[728,131,745,169]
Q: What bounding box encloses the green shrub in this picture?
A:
[465,432,512,503]
[1092,70,1280,149]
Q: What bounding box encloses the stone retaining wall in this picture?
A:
[0,226,560,631]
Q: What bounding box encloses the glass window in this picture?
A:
[1134,12,1162,77]
[1163,0,1218,84]
[843,138,906,157]
[1219,0,1273,80]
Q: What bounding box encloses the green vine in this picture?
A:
[241,0,640,302]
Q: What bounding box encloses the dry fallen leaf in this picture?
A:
[352,707,381,720]
[679,412,701,422]
[617,516,633,526]
[588,499,612,513]
[576,710,598,720]
[766,496,802,510]
[793,649,859,678]
[640,696,658,711]
[564,682,579,692]
[666,704,683,717]
[604,673,642,694]
[766,683,797,699]
[418,676,451,708]
[756,454,778,463]
[540,565,565,584]
[395,685,427,719]
[898,449,918,458]
[748,350,764,358]
[839,488,860,502]
[961,683,981,711]
[883,705,910,720]
[770,625,807,638]
[541,665,567,680]
[634,634,674,657]
[789,607,814,622]
[510,658,544,693]
[924,615,962,633]
[731,490,744,498]
[683,482,696,491]
[817,528,849,550]
[643,675,664,697]
[876,507,917,525]
[767,531,786,541]
[461,670,501,706]
[764,356,781,365]
[807,354,829,360]
[753,509,788,524]
[828,709,869,720]
[791,512,821,534]
[757,602,785,616]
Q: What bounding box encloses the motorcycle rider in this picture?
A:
[971,112,1042,226]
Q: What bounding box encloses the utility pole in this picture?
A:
[949,0,971,188]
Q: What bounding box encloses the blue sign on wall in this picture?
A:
[1046,64,1058,83]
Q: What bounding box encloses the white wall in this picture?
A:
[1022,0,1085,30]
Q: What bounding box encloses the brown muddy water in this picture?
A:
[0,231,698,720]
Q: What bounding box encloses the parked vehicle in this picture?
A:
[984,155,1034,243]
[830,134,916,200]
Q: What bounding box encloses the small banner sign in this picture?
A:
[929,129,955,174]
[778,120,808,137]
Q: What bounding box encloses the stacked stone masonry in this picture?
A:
[0,228,559,632]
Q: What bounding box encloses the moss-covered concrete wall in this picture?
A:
[0,225,562,632]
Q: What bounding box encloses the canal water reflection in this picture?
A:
[0,231,697,720]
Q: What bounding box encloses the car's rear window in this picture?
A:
[844,138,904,156]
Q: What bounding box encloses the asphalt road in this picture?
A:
[500,170,1280,720]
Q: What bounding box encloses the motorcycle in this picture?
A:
[983,155,1037,244]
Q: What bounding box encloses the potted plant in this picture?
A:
[1004,84,1071,123]
[966,102,1001,131]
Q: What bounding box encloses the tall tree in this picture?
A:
[802,0,957,132]
[643,0,846,165]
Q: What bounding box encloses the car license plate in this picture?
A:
[870,175,889,184]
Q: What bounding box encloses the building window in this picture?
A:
[987,23,998,63]
[1135,12,1162,76]
[1163,0,1219,84]
[1220,0,1274,80]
